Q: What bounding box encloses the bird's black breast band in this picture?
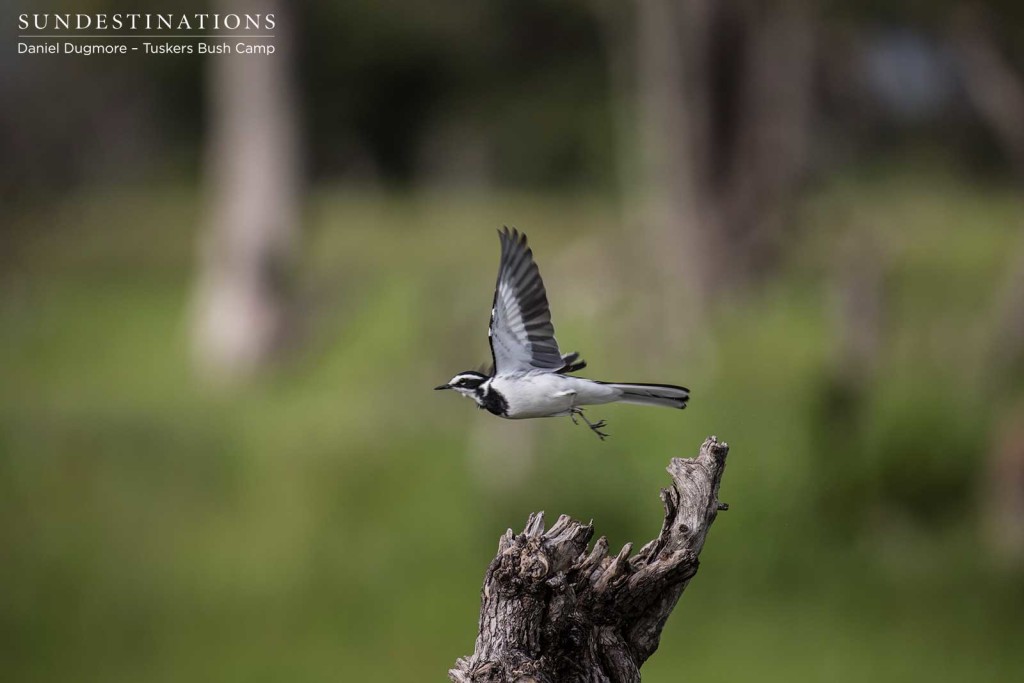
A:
[477,385,509,417]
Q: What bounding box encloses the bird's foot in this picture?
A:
[571,408,610,440]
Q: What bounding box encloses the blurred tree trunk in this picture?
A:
[831,231,885,387]
[632,0,815,327]
[192,0,302,381]
[952,5,1024,179]
[635,0,710,328]
[984,411,1024,565]
[718,2,815,279]
[951,6,1024,370]
[811,229,886,534]
[988,234,1024,392]
[952,6,1024,565]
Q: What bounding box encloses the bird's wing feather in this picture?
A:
[488,228,566,374]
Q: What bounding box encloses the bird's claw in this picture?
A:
[571,409,610,440]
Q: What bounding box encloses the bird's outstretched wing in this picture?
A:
[488,228,568,375]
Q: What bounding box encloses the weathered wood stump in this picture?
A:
[450,436,730,683]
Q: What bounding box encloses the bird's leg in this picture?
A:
[571,407,609,440]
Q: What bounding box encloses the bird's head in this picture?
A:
[435,370,489,400]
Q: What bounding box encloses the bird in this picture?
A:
[435,227,688,440]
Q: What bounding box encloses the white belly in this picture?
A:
[490,374,620,419]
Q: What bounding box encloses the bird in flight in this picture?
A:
[435,228,689,439]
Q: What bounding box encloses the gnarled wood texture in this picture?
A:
[450,435,730,682]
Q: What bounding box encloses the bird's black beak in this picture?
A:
[434,384,451,391]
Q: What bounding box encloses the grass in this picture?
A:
[1,170,1022,681]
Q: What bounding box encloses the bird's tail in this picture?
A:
[604,382,690,409]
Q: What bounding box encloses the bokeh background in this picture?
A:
[4,1,1024,681]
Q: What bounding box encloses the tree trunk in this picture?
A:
[951,6,1024,564]
[951,5,1024,179]
[950,8,1024,375]
[192,0,302,381]
[449,436,730,683]
[983,411,1024,566]
[718,1,814,281]
[634,0,713,332]
[632,0,815,311]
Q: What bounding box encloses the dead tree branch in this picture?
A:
[450,435,730,683]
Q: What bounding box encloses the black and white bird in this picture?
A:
[435,228,689,439]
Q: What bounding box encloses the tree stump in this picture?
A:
[450,435,730,683]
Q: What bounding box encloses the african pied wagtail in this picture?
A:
[435,228,689,439]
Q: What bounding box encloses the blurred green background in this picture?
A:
[3,1,1024,681]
